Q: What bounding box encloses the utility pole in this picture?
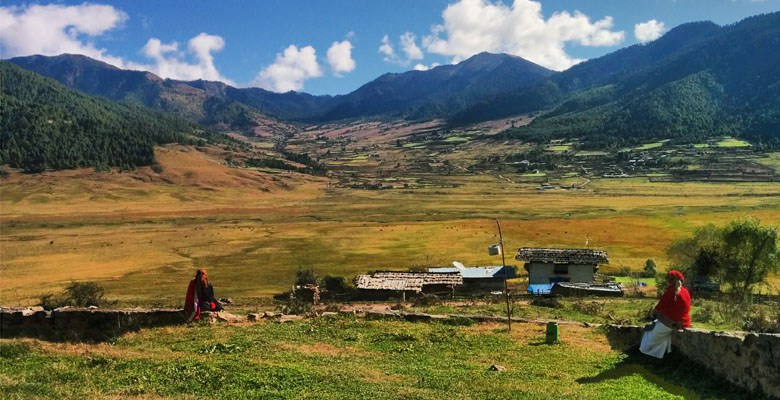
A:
[494,219,511,332]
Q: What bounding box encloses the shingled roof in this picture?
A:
[355,271,462,292]
[515,248,609,264]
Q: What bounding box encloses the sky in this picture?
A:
[1,0,778,95]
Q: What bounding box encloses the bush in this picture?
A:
[64,281,114,307]
[570,299,604,315]
[276,298,312,315]
[322,275,347,292]
[413,293,442,307]
[38,293,65,310]
[530,297,562,309]
[642,259,657,278]
[295,268,319,286]
[742,306,780,333]
[38,281,115,309]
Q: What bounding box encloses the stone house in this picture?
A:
[516,248,609,285]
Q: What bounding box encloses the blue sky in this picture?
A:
[1,0,778,95]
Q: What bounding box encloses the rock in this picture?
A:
[219,297,233,304]
[247,313,260,322]
[489,364,506,372]
[213,311,244,323]
[262,311,281,319]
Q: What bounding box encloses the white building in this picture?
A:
[516,248,609,285]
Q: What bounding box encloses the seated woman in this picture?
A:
[639,270,691,358]
[184,269,223,321]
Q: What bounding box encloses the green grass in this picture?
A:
[575,151,608,157]
[0,315,759,399]
[717,138,750,148]
[545,145,571,152]
[634,140,669,150]
[521,172,547,177]
[444,136,470,143]
[693,144,709,148]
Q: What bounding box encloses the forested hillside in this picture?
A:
[0,61,227,173]
[458,12,780,148]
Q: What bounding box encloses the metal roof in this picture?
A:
[515,248,608,264]
[428,266,516,279]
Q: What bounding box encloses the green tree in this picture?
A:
[642,259,657,278]
[666,218,779,299]
[721,218,779,299]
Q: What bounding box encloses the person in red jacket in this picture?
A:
[639,270,691,358]
[184,269,223,321]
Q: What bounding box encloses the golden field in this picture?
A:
[2,145,780,306]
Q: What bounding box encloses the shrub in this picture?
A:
[38,293,65,310]
[530,297,562,309]
[413,293,442,307]
[64,281,114,307]
[570,299,604,316]
[151,163,164,173]
[742,306,780,333]
[276,298,312,315]
[642,259,657,278]
[38,281,115,309]
[322,275,347,292]
[295,268,319,286]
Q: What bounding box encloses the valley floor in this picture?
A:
[2,145,780,306]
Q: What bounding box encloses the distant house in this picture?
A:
[516,248,609,287]
[428,266,516,291]
[354,271,462,299]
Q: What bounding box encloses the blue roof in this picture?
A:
[428,266,515,279]
[528,283,554,294]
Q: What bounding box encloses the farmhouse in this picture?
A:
[428,265,516,291]
[516,247,609,286]
[354,271,462,299]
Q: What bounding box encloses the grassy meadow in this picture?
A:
[0,315,761,399]
[2,145,780,306]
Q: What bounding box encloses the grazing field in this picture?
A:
[2,145,780,307]
[0,315,760,399]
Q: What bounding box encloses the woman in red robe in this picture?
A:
[639,270,691,358]
[184,269,223,321]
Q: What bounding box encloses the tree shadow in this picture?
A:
[577,352,769,400]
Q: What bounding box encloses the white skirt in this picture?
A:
[639,320,673,359]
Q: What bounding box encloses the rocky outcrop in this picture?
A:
[604,324,780,399]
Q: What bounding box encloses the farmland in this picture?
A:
[2,127,780,306]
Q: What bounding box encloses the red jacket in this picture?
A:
[655,286,691,328]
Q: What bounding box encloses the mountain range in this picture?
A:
[4,11,780,172]
[8,51,554,129]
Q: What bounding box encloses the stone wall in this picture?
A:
[1,307,186,341]
[604,324,780,399]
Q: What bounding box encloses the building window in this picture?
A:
[554,264,569,275]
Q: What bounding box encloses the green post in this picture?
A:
[546,322,559,344]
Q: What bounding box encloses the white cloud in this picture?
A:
[0,3,127,64]
[379,31,425,66]
[0,3,234,84]
[253,45,323,92]
[421,0,625,70]
[378,34,398,63]
[129,33,234,84]
[413,62,441,71]
[634,19,666,43]
[400,32,423,61]
[326,40,356,76]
